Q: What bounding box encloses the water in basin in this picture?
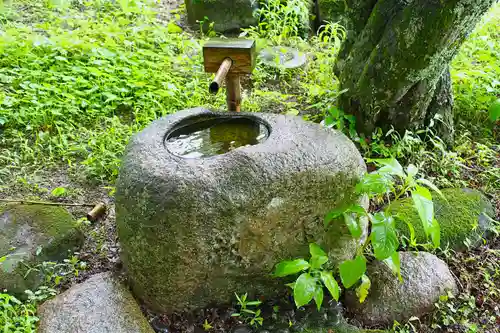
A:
[166,116,269,158]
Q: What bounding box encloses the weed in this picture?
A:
[0,292,38,332]
[23,252,87,287]
[231,293,264,327]
[275,158,444,308]
[274,243,340,309]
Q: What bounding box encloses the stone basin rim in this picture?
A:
[163,112,272,158]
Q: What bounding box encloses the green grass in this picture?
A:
[0,0,347,182]
[1,1,497,185]
[0,0,221,181]
[0,293,38,332]
[451,3,500,133]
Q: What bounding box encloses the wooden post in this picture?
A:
[226,75,241,112]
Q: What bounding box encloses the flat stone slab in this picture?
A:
[38,272,154,333]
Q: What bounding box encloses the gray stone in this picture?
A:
[233,326,252,333]
[345,252,458,327]
[185,0,258,32]
[116,108,366,312]
[38,272,154,333]
[0,204,83,296]
[387,188,495,251]
[259,47,307,69]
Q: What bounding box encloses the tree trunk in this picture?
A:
[336,0,495,141]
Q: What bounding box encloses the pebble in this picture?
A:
[232,325,252,333]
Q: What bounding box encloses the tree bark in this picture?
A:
[336,0,495,140]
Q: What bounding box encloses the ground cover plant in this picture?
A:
[0,0,499,332]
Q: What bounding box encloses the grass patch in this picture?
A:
[451,3,500,135]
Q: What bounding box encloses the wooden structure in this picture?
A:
[203,39,256,112]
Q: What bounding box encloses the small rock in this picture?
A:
[38,272,154,333]
[0,204,83,296]
[232,325,252,333]
[150,316,170,333]
[345,252,458,327]
[275,329,290,333]
[259,47,307,69]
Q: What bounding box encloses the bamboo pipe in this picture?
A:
[209,58,232,94]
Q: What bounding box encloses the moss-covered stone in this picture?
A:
[387,188,494,250]
[116,108,367,312]
[184,0,258,32]
[0,204,83,295]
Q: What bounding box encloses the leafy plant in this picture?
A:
[241,0,311,44]
[51,186,67,197]
[231,293,264,327]
[275,159,443,308]
[0,293,38,332]
[23,253,87,287]
[489,99,500,122]
[273,243,340,309]
[323,106,356,138]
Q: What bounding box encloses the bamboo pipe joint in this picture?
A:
[203,39,256,112]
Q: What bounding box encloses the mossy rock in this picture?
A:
[0,204,83,295]
[387,188,495,250]
[184,0,258,32]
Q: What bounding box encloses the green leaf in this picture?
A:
[370,158,405,178]
[274,259,310,277]
[320,271,340,301]
[347,204,367,215]
[339,255,366,288]
[324,206,349,227]
[51,187,66,197]
[406,164,418,178]
[355,274,371,303]
[310,255,329,270]
[383,251,402,281]
[489,99,500,122]
[167,21,183,33]
[309,243,327,257]
[370,212,399,260]
[411,186,434,236]
[416,178,446,201]
[343,213,362,238]
[293,273,317,307]
[430,218,441,248]
[412,186,441,248]
[356,172,392,195]
[314,285,324,310]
